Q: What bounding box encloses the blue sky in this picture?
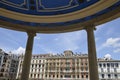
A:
[0,18,120,60]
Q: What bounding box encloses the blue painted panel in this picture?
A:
[2,0,25,5]
[40,0,71,9]
[0,0,99,15]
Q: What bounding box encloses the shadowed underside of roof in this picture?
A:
[0,0,120,33]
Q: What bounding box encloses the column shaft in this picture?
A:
[86,26,99,80]
[21,32,36,80]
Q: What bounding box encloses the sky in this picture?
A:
[0,18,120,60]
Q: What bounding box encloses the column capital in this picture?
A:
[84,25,96,31]
[27,31,36,37]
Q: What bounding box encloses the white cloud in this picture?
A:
[104,54,111,59]
[104,54,111,58]
[102,38,120,53]
[103,38,120,48]
[35,36,41,40]
[12,47,25,55]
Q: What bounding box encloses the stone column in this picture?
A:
[85,26,99,80]
[21,32,36,80]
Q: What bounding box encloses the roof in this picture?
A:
[0,0,120,33]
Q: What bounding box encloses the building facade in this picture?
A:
[16,50,120,80]
[16,50,89,80]
[0,49,9,80]
[0,49,19,80]
[98,58,120,80]
[16,54,50,80]
[44,51,89,80]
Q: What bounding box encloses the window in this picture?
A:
[34,74,36,78]
[99,63,102,67]
[81,63,83,65]
[114,74,118,78]
[85,67,88,71]
[39,64,41,67]
[0,73,3,77]
[57,62,59,65]
[108,74,111,78]
[38,74,39,78]
[111,63,114,67]
[86,75,88,78]
[81,75,84,78]
[72,68,75,71]
[66,67,70,71]
[35,64,37,68]
[61,75,63,78]
[49,75,51,78]
[1,69,4,72]
[31,74,32,78]
[107,63,110,67]
[39,60,41,63]
[103,64,106,67]
[85,63,88,66]
[102,74,104,78]
[57,75,58,78]
[73,75,75,78]
[115,63,118,67]
[65,75,71,78]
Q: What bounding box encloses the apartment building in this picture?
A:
[0,49,4,69]
[8,53,19,80]
[16,50,89,80]
[16,50,120,80]
[98,58,120,80]
[0,49,9,80]
[0,49,19,80]
[16,54,50,80]
[44,50,89,80]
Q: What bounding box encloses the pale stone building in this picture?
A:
[0,49,9,80]
[16,54,50,80]
[16,50,89,80]
[44,50,89,80]
[16,50,120,80]
[98,58,120,80]
[0,49,19,80]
